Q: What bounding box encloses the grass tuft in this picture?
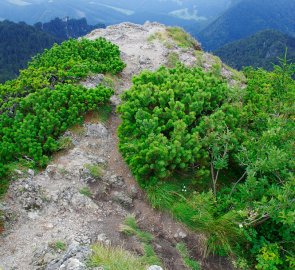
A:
[176,242,201,270]
[87,243,147,270]
[120,215,162,266]
[167,52,180,68]
[57,136,73,151]
[84,163,103,179]
[142,243,162,266]
[146,182,181,210]
[97,104,112,123]
[50,240,67,252]
[167,27,200,49]
[79,187,92,197]
[120,215,153,243]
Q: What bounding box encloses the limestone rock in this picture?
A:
[147,266,163,270]
[112,191,133,208]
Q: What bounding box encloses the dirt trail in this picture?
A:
[0,22,235,270]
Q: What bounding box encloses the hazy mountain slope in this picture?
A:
[214,29,295,70]
[198,0,295,51]
[0,0,232,28]
[0,20,60,83]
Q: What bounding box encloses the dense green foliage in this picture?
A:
[118,60,294,269]
[0,20,60,83]
[0,37,125,193]
[0,38,125,112]
[118,65,228,184]
[214,30,295,71]
[198,0,295,50]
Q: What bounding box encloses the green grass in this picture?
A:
[0,209,4,233]
[146,182,182,210]
[57,136,73,151]
[79,187,92,197]
[120,215,162,266]
[142,243,162,266]
[176,242,201,270]
[84,163,103,179]
[68,124,85,137]
[120,215,153,243]
[167,52,180,68]
[0,178,9,199]
[147,31,166,43]
[97,104,112,123]
[50,240,67,252]
[88,243,148,270]
[0,159,35,198]
[167,27,199,49]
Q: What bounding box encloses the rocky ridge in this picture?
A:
[0,22,239,270]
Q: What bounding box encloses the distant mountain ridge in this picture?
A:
[198,0,295,51]
[34,17,105,40]
[0,0,233,33]
[214,29,295,70]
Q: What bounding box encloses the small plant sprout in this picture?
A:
[50,240,67,252]
[79,187,92,197]
[84,163,103,180]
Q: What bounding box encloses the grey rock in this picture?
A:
[27,169,35,177]
[108,175,125,188]
[27,211,40,220]
[70,193,98,211]
[112,191,133,208]
[59,258,85,270]
[129,185,138,199]
[86,124,108,139]
[174,230,187,239]
[33,245,57,269]
[81,74,104,89]
[79,171,96,183]
[46,165,62,180]
[147,266,163,270]
[14,179,47,210]
[96,233,110,245]
[46,244,91,270]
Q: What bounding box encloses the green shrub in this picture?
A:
[118,64,229,186]
[0,37,125,195]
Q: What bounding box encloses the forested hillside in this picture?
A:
[214,30,295,70]
[0,20,60,83]
[0,18,103,83]
[198,0,295,50]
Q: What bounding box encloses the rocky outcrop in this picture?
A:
[0,22,238,270]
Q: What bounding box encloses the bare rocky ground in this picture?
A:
[0,22,238,270]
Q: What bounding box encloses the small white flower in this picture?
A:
[239,224,243,228]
